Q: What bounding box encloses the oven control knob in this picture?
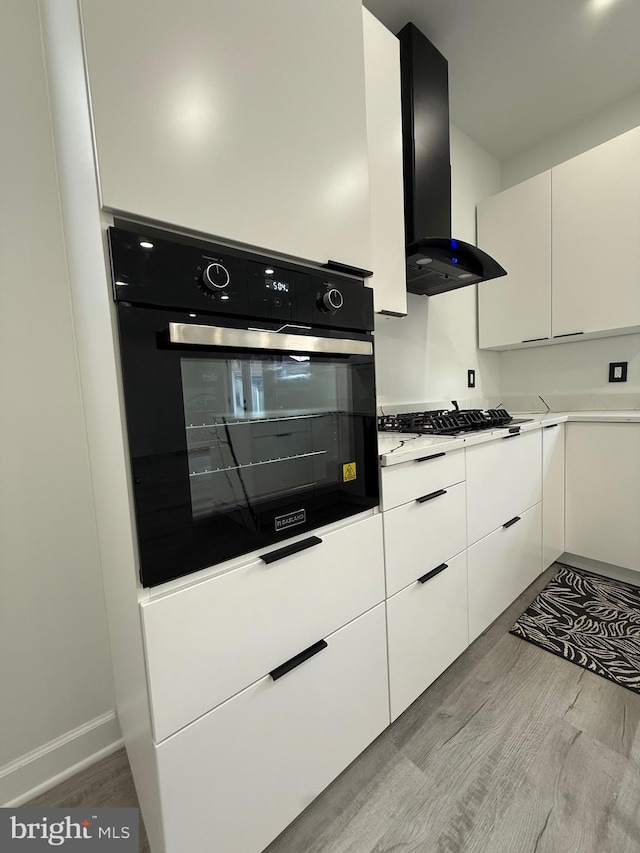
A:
[320,288,344,312]
[203,263,230,289]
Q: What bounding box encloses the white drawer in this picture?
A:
[387,550,468,721]
[155,603,389,853]
[380,448,465,510]
[468,502,542,642]
[466,429,542,545]
[383,481,466,596]
[142,514,385,741]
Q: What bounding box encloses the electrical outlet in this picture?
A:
[467,369,476,388]
[609,361,628,382]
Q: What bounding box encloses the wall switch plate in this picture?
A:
[609,361,628,382]
[467,369,476,388]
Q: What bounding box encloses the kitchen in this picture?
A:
[2,0,640,851]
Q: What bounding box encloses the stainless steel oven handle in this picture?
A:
[168,323,373,356]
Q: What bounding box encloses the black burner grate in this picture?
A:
[378,408,513,435]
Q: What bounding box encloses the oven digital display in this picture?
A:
[265,280,290,293]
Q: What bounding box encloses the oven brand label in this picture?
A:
[275,509,306,532]
[343,462,357,482]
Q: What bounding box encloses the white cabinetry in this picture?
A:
[565,423,640,572]
[387,551,468,721]
[383,481,466,596]
[362,8,407,317]
[140,513,387,852]
[381,449,468,719]
[79,0,372,269]
[477,171,551,348]
[542,423,565,569]
[466,431,542,546]
[468,504,542,641]
[142,515,384,742]
[477,127,640,349]
[156,603,389,853]
[466,430,542,641]
[552,127,640,338]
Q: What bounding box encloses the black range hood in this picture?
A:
[398,22,506,296]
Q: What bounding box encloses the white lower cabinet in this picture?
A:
[466,430,542,545]
[468,503,542,642]
[565,423,640,571]
[387,550,468,721]
[380,448,465,510]
[155,603,389,853]
[542,423,565,569]
[383,481,466,596]
[142,514,384,742]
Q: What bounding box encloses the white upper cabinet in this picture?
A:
[362,8,407,316]
[79,0,373,269]
[477,127,640,350]
[552,126,640,338]
[477,171,551,349]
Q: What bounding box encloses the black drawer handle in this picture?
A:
[521,337,549,343]
[544,424,558,430]
[260,536,322,565]
[270,640,328,681]
[503,516,521,529]
[553,331,584,338]
[418,563,448,584]
[502,432,521,440]
[415,452,446,463]
[416,488,447,504]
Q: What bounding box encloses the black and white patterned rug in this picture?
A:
[510,564,640,694]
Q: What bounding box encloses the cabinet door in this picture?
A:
[552,127,640,338]
[542,423,565,570]
[477,172,551,349]
[80,0,372,269]
[565,423,640,571]
[363,9,407,316]
[466,430,542,545]
[387,551,468,721]
[155,604,389,853]
[383,482,466,597]
[468,503,542,641]
[142,515,384,742]
[380,448,465,510]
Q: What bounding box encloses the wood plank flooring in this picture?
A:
[27,564,640,853]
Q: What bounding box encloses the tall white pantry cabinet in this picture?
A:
[39,2,404,852]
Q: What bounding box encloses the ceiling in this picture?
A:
[363,0,640,161]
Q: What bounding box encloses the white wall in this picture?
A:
[502,89,640,189]
[0,0,118,805]
[375,125,501,408]
[499,98,640,407]
[501,334,640,400]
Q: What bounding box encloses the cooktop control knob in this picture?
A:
[203,262,230,289]
[320,288,344,312]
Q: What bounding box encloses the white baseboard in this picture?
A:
[0,711,123,807]
[560,553,640,587]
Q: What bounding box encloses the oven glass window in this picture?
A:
[180,354,356,520]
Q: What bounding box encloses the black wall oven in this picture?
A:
[110,226,379,587]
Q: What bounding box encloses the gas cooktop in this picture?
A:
[378,407,532,436]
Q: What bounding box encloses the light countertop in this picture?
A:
[378,411,640,467]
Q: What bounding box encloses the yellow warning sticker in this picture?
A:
[343,462,357,482]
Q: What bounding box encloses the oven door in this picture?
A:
[117,304,379,587]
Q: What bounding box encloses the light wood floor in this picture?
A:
[28,564,640,852]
